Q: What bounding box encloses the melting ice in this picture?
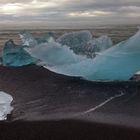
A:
[0,91,13,120]
[1,29,140,81]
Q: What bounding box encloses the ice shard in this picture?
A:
[25,29,140,81]
[2,40,36,67]
[0,91,13,121]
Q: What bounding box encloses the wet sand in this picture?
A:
[0,65,140,139]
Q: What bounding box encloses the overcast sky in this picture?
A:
[0,0,140,27]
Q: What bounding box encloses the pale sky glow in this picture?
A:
[0,0,140,27]
[1,3,23,15]
[69,11,112,17]
[0,1,59,15]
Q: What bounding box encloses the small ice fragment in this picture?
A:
[0,91,13,121]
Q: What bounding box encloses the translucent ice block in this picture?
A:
[2,40,36,67]
[25,29,140,81]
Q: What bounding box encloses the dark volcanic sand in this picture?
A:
[0,65,140,140]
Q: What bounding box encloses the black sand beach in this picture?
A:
[0,65,140,139]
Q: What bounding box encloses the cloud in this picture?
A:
[0,0,139,26]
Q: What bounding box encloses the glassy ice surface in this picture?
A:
[2,40,36,67]
[0,91,13,121]
[26,29,140,81]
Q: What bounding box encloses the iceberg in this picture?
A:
[2,40,36,67]
[25,29,140,81]
[0,91,13,121]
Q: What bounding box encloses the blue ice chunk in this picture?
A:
[25,29,140,81]
[2,40,36,67]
